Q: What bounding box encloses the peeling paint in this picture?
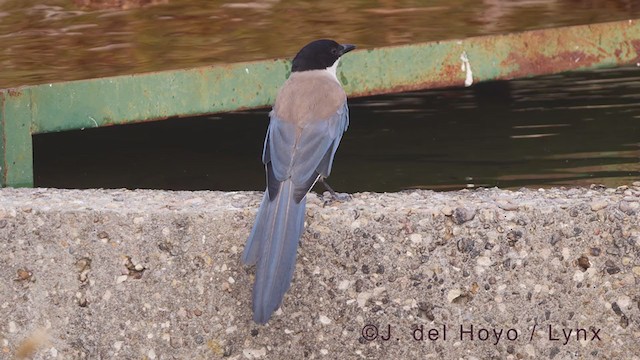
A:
[460,51,474,87]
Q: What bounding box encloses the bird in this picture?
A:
[242,39,356,324]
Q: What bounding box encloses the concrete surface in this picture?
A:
[0,185,639,359]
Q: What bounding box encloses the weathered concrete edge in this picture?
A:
[0,186,638,359]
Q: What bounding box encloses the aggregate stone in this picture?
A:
[0,186,639,359]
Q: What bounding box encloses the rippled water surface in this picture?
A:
[2,0,640,191]
[2,0,640,87]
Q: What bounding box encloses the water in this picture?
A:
[2,0,640,191]
[33,66,640,192]
[1,0,640,88]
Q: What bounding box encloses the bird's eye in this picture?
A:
[331,48,339,55]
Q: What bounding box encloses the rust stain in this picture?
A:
[350,84,429,98]
[351,21,640,98]
[630,39,640,62]
[494,23,640,79]
[350,62,465,98]
[501,50,600,80]
[7,89,23,97]
[497,29,586,78]
[102,116,115,126]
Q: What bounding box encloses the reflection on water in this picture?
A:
[339,67,640,191]
[1,0,640,88]
[33,66,640,192]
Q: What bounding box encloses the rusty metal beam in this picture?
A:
[343,20,640,97]
[1,19,640,187]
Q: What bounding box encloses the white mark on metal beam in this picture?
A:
[245,68,249,74]
[460,51,473,87]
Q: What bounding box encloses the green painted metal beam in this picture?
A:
[1,19,640,187]
[28,60,292,134]
[1,89,34,187]
[343,19,640,97]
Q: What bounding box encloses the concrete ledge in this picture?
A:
[1,186,639,359]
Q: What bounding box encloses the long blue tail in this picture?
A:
[242,180,306,323]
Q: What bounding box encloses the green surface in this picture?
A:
[341,20,640,97]
[29,60,291,133]
[2,19,640,187]
[0,90,34,187]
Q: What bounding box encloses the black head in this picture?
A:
[291,39,356,72]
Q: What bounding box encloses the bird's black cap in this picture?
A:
[291,39,356,72]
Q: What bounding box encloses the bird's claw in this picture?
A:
[322,191,352,206]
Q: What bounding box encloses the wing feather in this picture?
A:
[263,102,349,202]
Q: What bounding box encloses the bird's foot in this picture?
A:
[322,191,352,206]
[318,177,351,206]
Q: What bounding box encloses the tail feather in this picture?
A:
[242,180,306,323]
[242,192,269,266]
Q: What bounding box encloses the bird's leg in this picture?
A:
[318,177,351,204]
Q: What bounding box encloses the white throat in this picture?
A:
[325,58,340,83]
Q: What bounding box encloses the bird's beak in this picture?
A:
[340,44,356,55]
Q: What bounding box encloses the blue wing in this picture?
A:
[242,101,349,323]
[264,102,349,201]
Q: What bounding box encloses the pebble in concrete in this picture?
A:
[0,185,639,359]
